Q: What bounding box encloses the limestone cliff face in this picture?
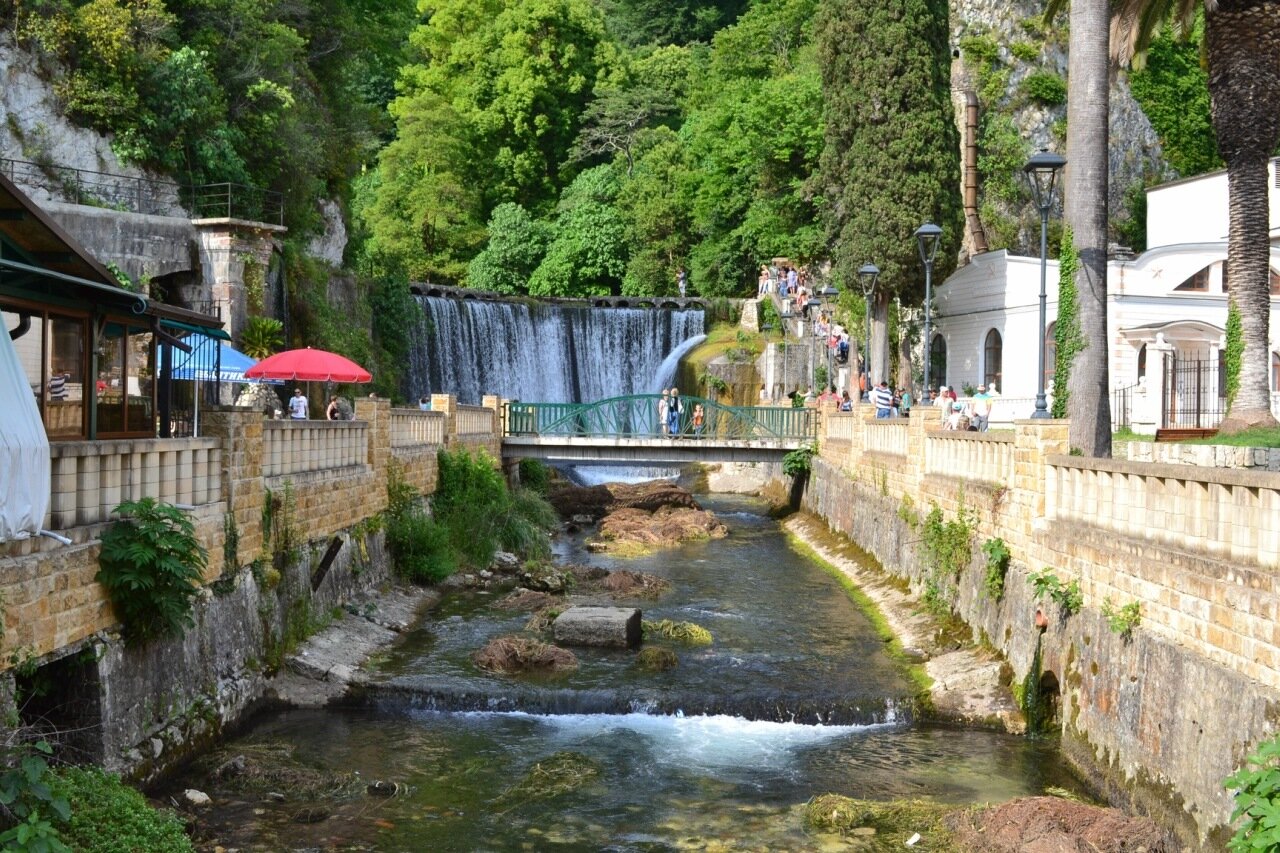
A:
[0,36,180,209]
[950,0,1173,256]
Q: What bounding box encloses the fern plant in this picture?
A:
[96,498,208,646]
[239,315,284,359]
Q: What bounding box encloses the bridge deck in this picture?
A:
[500,435,804,465]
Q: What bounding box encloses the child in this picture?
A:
[692,402,705,438]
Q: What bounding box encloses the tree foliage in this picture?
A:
[814,0,961,299]
[1128,16,1220,178]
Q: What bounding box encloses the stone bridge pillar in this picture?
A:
[195,220,287,336]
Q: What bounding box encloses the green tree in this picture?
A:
[1127,17,1220,178]
[598,0,749,47]
[467,203,549,294]
[617,128,695,295]
[814,0,961,385]
[529,166,628,296]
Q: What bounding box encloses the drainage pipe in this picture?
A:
[963,91,990,255]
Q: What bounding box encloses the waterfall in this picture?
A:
[405,296,707,405]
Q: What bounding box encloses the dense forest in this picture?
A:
[0,0,1221,393]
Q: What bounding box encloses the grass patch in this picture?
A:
[803,794,961,850]
[786,532,935,699]
[1183,426,1280,447]
[54,767,194,853]
[1112,426,1145,444]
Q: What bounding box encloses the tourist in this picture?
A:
[677,267,688,298]
[692,402,705,438]
[759,383,769,405]
[935,386,950,407]
[325,395,342,421]
[787,266,798,295]
[899,387,913,418]
[871,381,893,418]
[758,266,770,297]
[667,387,683,437]
[418,396,431,411]
[48,371,67,401]
[945,401,967,430]
[288,388,308,420]
[658,390,670,436]
[840,390,852,411]
[971,384,993,432]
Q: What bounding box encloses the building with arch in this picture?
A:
[930,160,1280,430]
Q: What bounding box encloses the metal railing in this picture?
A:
[1,158,284,225]
[506,395,817,441]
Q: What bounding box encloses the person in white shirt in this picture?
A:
[288,388,309,420]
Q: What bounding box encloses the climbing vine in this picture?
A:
[1225,302,1243,407]
[919,500,977,614]
[1051,227,1083,418]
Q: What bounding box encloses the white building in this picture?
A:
[930,159,1280,431]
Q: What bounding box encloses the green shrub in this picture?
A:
[981,537,1011,600]
[386,509,455,584]
[1226,735,1280,852]
[53,767,192,853]
[1028,568,1082,616]
[0,740,71,853]
[782,444,815,478]
[517,459,552,495]
[96,498,207,646]
[500,488,557,560]
[1020,71,1067,106]
[1010,41,1040,62]
[1101,598,1141,637]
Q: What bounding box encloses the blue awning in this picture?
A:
[171,340,264,383]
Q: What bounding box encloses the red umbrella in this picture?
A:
[244,347,372,383]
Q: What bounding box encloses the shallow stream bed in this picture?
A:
[169,495,1084,851]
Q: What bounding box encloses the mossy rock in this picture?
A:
[803,794,960,851]
[472,635,578,674]
[642,618,713,646]
[635,646,679,671]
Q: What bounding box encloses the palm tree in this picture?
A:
[1060,0,1113,456]
[1112,0,1280,431]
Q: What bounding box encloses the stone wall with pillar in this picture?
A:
[194,220,286,336]
[804,408,1280,850]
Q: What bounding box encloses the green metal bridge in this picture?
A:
[501,395,816,465]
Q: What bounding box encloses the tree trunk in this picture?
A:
[871,290,891,386]
[1209,1,1280,432]
[1063,0,1112,456]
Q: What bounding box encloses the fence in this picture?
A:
[862,419,910,457]
[47,438,221,528]
[926,432,1014,485]
[1,158,283,225]
[390,409,446,448]
[262,421,367,478]
[1163,356,1224,429]
[456,405,496,437]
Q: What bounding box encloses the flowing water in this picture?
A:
[404,296,706,405]
[173,496,1083,851]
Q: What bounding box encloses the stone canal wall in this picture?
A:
[806,403,1280,850]
[0,395,497,780]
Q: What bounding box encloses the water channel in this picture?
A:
[172,495,1081,851]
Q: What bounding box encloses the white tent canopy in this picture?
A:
[0,322,50,540]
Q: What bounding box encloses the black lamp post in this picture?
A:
[780,307,793,401]
[820,284,839,392]
[1023,149,1066,419]
[914,223,942,398]
[856,264,879,392]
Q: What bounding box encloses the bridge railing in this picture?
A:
[506,395,816,441]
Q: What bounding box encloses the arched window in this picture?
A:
[983,329,1003,389]
[1138,343,1147,380]
[1175,267,1210,292]
[1270,269,1280,295]
[930,334,947,389]
[1044,322,1057,392]
[1273,352,1280,392]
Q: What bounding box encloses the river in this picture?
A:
[169,494,1082,851]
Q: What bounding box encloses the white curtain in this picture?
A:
[0,321,50,539]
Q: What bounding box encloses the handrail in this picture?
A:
[506,395,817,441]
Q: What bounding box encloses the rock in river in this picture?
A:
[553,606,642,649]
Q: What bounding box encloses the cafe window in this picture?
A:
[983,328,1003,389]
[94,321,154,437]
[3,306,89,439]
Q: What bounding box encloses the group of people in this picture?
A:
[657,387,705,438]
[931,383,996,432]
[285,388,351,421]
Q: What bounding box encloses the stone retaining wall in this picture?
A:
[806,402,1280,849]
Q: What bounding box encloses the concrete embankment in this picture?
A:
[801,455,1271,851]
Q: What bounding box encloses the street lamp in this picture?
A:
[780,307,793,402]
[914,223,942,398]
[761,321,774,402]
[820,284,839,394]
[857,264,879,394]
[1023,149,1067,418]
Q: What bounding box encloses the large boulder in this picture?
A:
[553,606,642,648]
[547,480,700,521]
